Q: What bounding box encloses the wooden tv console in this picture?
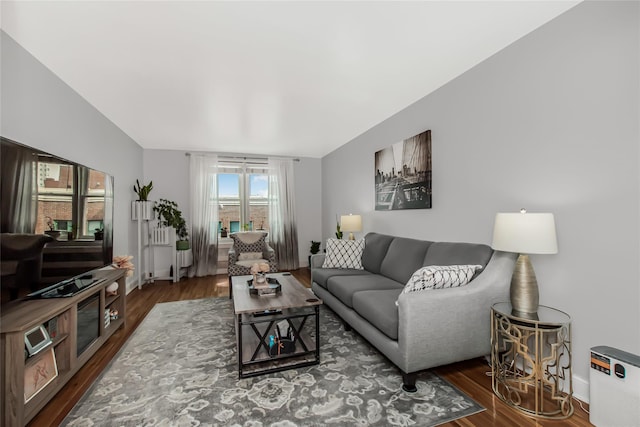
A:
[0,268,126,426]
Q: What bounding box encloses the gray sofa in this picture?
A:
[311,232,516,391]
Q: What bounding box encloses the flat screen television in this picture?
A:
[1,137,114,303]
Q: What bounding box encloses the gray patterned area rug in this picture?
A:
[63,297,483,426]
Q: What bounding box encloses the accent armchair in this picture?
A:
[228,231,277,297]
[1,233,54,301]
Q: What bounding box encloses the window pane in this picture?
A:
[218,173,240,235]
[249,173,268,231]
[82,170,106,236]
[218,174,239,197]
[36,162,73,234]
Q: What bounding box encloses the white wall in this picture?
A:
[294,158,322,266]
[0,31,143,286]
[143,150,322,268]
[321,1,639,401]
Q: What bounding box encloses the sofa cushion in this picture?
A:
[424,242,492,270]
[361,233,395,273]
[379,237,432,284]
[312,268,372,290]
[322,238,365,269]
[352,289,402,340]
[403,264,483,293]
[327,274,404,308]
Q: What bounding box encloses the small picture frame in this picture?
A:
[24,324,52,357]
[24,348,58,403]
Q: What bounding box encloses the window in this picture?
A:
[217,164,268,235]
[36,159,106,239]
[80,169,106,235]
[37,161,74,235]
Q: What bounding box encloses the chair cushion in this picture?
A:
[235,259,269,268]
[238,252,263,261]
[353,289,401,340]
[327,274,403,308]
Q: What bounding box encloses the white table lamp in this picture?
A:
[340,214,362,240]
[492,209,557,315]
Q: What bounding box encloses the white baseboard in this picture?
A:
[126,277,137,294]
[573,373,589,404]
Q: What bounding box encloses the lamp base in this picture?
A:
[348,232,355,240]
[510,254,539,315]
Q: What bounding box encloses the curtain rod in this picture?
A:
[185,152,300,162]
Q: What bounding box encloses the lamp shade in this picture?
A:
[340,214,362,232]
[492,211,558,254]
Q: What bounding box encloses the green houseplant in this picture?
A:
[335,215,343,240]
[133,179,153,201]
[153,199,189,249]
[94,227,104,241]
[309,240,321,266]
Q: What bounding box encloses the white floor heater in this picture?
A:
[590,346,640,427]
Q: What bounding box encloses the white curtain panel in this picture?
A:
[1,142,37,233]
[267,158,299,270]
[189,154,219,277]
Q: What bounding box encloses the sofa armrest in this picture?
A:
[396,250,516,372]
[310,253,325,269]
[310,254,326,285]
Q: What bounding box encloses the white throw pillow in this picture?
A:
[238,252,263,261]
[322,238,364,269]
[403,264,483,293]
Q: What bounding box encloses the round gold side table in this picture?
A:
[491,302,574,419]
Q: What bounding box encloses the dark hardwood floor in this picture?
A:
[28,269,593,426]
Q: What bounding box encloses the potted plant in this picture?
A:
[133,179,153,201]
[153,198,189,250]
[94,227,104,241]
[309,240,321,266]
[44,216,61,240]
[335,215,343,240]
[132,179,154,220]
[221,226,228,238]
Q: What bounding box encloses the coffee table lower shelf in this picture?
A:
[236,306,320,378]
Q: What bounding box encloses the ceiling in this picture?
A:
[1,1,579,158]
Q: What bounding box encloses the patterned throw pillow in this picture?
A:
[403,265,483,293]
[322,238,364,269]
[231,233,266,253]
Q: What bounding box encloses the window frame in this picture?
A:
[216,163,269,235]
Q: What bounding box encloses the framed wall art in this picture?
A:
[375,130,432,210]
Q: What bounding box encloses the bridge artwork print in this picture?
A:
[375,130,432,210]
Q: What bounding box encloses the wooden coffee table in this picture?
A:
[231,272,323,378]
